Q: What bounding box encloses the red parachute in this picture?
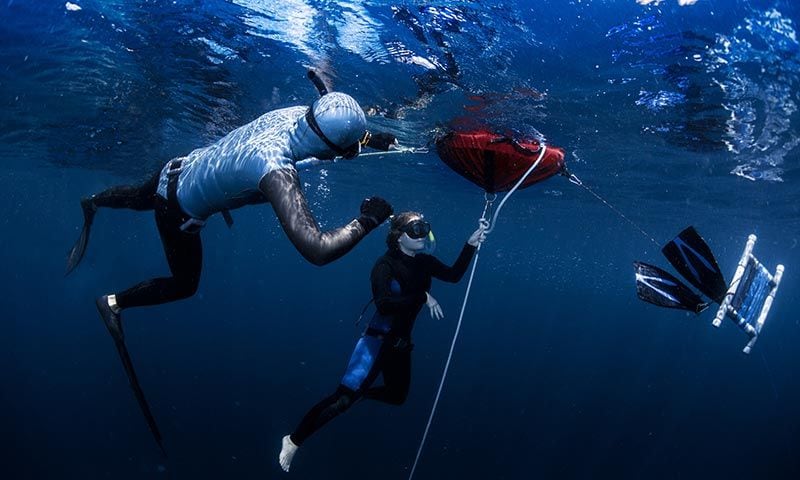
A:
[436,130,565,193]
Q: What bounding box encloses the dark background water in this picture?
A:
[2,1,799,479]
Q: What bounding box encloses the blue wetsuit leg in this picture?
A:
[341,335,384,391]
[290,336,387,445]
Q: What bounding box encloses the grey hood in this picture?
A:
[288,92,367,160]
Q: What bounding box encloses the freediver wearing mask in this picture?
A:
[66,71,397,341]
[279,212,489,472]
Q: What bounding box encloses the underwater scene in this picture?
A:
[2,0,799,478]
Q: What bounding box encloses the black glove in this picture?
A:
[357,196,393,231]
[367,132,397,151]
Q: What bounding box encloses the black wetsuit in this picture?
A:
[290,243,476,446]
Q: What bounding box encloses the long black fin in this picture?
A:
[113,338,168,458]
[634,262,710,313]
[65,223,91,275]
[661,226,727,303]
[65,202,96,276]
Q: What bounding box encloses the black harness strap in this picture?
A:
[165,159,183,212]
[365,327,413,352]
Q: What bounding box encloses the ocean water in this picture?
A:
[2,1,799,479]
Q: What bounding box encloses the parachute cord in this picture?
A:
[484,144,548,235]
[408,196,493,480]
[565,172,661,249]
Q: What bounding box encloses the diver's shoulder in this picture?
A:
[253,105,307,124]
[373,250,399,268]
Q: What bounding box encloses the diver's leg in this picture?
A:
[289,386,360,446]
[289,341,387,445]
[67,169,161,275]
[85,169,161,211]
[280,338,386,472]
[279,386,360,472]
[114,197,202,308]
[96,197,202,339]
[364,346,411,405]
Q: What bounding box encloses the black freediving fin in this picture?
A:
[661,226,727,303]
[65,224,90,276]
[65,200,97,276]
[111,337,168,457]
[634,262,710,314]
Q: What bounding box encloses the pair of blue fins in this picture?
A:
[634,226,784,354]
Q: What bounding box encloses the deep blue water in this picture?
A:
[2,1,799,479]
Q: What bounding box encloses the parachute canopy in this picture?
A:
[436,130,565,193]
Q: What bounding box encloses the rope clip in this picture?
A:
[560,167,583,187]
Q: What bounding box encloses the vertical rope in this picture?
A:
[408,204,487,480]
[409,149,542,478]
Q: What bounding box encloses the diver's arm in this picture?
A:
[371,261,427,315]
[260,168,375,266]
[427,243,477,283]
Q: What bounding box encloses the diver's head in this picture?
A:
[289,92,368,160]
[388,211,433,256]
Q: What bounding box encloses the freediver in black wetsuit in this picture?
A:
[278,211,488,472]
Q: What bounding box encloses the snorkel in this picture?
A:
[307,70,329,96]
